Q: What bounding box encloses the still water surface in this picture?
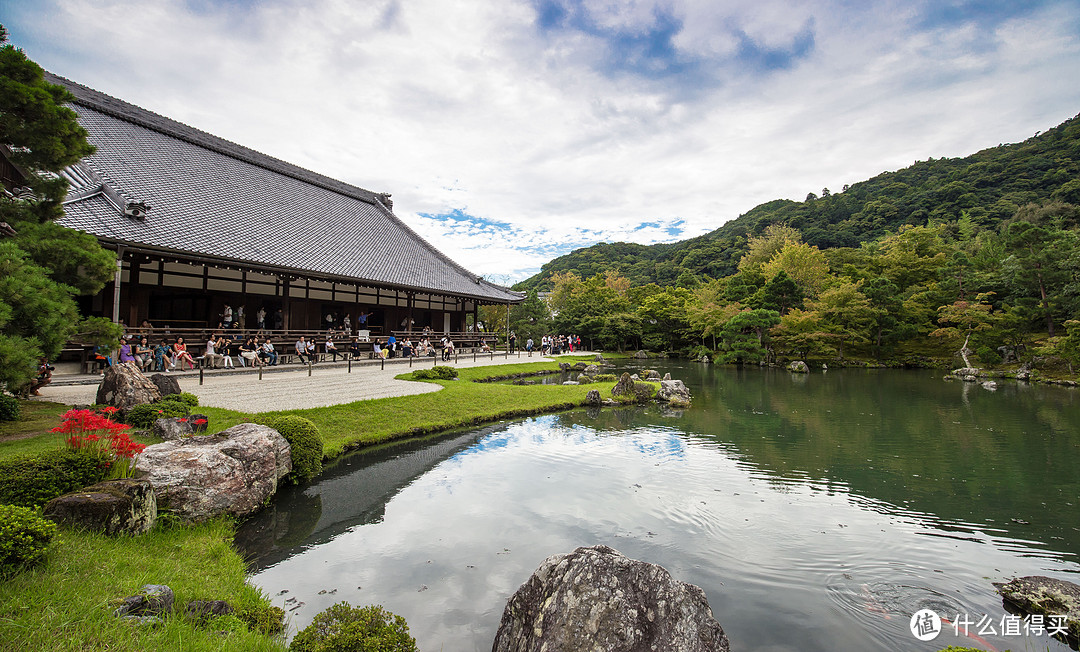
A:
[236,362,1080,651]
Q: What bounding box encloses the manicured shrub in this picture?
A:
[236,601,286,636]
[124,400,190,428]
[0,394,20,422]
[290,602,417,652]
[259,415,323,483]
[0,504,57,576]
[409,366,458,380]
[0,449,112,507]
[576,375,594,384]
[592,373,616,382]
[160,392,200,407]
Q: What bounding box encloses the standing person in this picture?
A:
[222,303,233,329]
[28,357,53,396]
[273,308,284,330]
[526,337,534,354]
[237,306,246,330]
[204,334,224,368]
[256,306,266,331]
[173,337,195,371]
[295,336,310,364]
[342,314,351,335]
[509,331,517,354]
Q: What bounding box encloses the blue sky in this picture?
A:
[6,0,1080,284]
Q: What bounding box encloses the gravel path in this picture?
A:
[36,353,562,411]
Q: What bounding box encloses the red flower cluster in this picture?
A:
[108,432,146,459]
[50,408,144,477]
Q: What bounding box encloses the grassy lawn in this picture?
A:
[0,518,284,651]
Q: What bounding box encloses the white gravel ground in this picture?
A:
[36,353,561,411]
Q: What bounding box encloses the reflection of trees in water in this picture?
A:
[234,490,323,567]
[658,363,1080,557]
[234,427,490,571]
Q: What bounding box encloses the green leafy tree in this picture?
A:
[718,309,781,364]
[0,26,119,391]
[931,293,997,368]
[509,289,551,341]
[809,279,880,359]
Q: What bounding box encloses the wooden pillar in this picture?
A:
[282,276,291,331]
[112,246,125,324]
[407,292,414,334]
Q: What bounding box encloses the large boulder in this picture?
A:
[492,545,729,652]
[789,360,809,373]
[96,362,161,410]
[585,390,602,406]
[994,575,1080,640]
[43,478,157,536]
[134,423,291,522]
[149,373,181,397]
[612,372,635,397]
[634,350,649,359]
[658,379,692,408]
[583,364,600,375]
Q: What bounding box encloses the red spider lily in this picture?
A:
[100,406,120,414]
[177,418,188,423]
[194,419,208,425]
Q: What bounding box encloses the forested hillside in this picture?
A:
[515,112,1080,291]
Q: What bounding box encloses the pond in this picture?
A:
[235,361,1080,651]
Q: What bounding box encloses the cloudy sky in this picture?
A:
[7,0,1080,283]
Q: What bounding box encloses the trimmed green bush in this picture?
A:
[592,373,616,382]
[0,449,112,507]
[235,600,286,636]
[124,400,190,428]
[409,366,458,380]
[290,602,417,652]
[576,375,594,384]
[160,392,200,408]
[0,504,57,576]
[259,415,323,483]
[0,394,20,422]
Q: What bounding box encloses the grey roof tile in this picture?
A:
[47,72,521,303]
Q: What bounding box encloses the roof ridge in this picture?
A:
[44,71,384,207]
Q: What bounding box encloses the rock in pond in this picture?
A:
[134,423,291,522]
[585,389,602,406]
[492,544,729,652]
[789,360,809,373]
[96,362,161,410]
[995,575,1080,640]
[43,478,157,536]
[634,350,650,359]
[658,379,692,408]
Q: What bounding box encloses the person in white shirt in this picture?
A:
[204,336,224,368]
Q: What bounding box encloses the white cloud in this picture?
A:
[9,0,1080,282]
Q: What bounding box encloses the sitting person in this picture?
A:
[28,357,53,396]
[172,337,196,371]
[306,338,317,362]
[295,336,311,364]
[348,338,362,357]
[261,339,278,365]
[401,338,413,358]
[480,338,491,353]
[204,334,224,369]
[153,340,170,371]
[118,338,137,365]
[135,336,153,371]
[325,336,340,361]
[386,334,397,358]
[240,336,262,367]
[216,335,235,368]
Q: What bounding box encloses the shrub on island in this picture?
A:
[0,449,112,507]
[409,366,459,380]
[290,602,417,652]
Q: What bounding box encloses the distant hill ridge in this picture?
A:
[515,111,1080,291]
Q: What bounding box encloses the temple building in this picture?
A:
[43,73,521,337]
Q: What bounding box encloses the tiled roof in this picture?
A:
[47,73,522,303]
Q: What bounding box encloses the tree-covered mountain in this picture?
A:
[515,111,1080,292]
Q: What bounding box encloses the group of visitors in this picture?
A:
[537,334,580,355]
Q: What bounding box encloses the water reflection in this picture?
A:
[243,364,1080,652]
